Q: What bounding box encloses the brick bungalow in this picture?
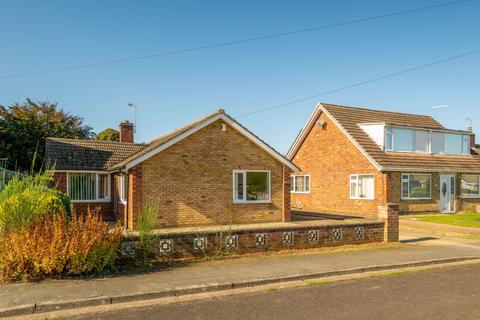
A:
[46,110,298,229]
[287,103,480,215]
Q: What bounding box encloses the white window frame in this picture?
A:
[291,175,310,194]
[233,170,271,204]
[349,174,375,200]
[119,174,128,204]
[401,173,432,200]
[66,171,111,203]
[460,174,480,198]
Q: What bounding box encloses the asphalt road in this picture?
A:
[66,264,480,320]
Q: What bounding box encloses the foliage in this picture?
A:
[0,211,122,282]
[0,171,70,231]
[418,213,480,228]
[0,99,95,171]
[96,128,119,142]
[137,206,157,265]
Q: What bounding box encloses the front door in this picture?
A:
[440,175,455,213]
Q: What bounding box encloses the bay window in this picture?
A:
[350,174,374,200]
[461,175,480,197]
[233,170,271,203]
[291,175,310,193]
[67,172,110,202]
[401,174,431,199]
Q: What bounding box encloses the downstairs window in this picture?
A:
[461,175,480,197]
[401,174,432,200]
[350,174,374,200]
[68,172,110,202]
[291,175,310,193]
[233,170,271,203]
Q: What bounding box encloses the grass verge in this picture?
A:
[417,213,480,229]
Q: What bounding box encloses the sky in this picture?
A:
[1,0,479,153]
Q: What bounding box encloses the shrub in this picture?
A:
[0,171,70,231]
[0,211,122,282]
[137,206,157,265]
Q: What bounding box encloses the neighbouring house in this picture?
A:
[287,103,480,215]
[46,110,298,229]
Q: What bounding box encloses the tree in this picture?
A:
[0,99,95,172]
[96,128,119,142]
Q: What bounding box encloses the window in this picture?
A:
[393,128,414,152]
[233,170,270,203]
[414,131,429,153]
[431,132,444,154]
[291,175,310,193]
[385,128,393,150]
[349,174,374,200]
[68,172,110,202]
[401,174,431,199]
[119,175,128,203]
[461,175,480,197]
[444,134,463,155]
[463,135,471,155]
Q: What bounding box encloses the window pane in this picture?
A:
[431,132,444,154]
[120,175,129,201]
[235,172,244,200]
[385,128,393,150]
[463,135,471,154]
[393,128,414,152]
[444,134,462,155]
[305,176,310,192]
[295,176,305,192]
[409,174,431,198]
[246,172,269,201]
[350,176,358,198]
[98,174,109,199]
[461,175,480,196]
[414,131,429,152]
[290,177,295,192]
[69,173,96,200]
[358,175,374,199]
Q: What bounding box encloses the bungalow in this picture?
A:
[45,110,298,229]
[287,103,480,215]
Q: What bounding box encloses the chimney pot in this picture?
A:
[119,120,134,143]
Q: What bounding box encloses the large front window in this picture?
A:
[233,170,271,203]
[401,174,431,199]
[291,175,310,193]
[68,172,110,202]
[349,174,374,200]
[461,175,480,197]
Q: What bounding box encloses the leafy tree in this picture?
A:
[0,99,95,172]
[96,128,119,142]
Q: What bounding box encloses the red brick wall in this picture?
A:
[291,112,386,216]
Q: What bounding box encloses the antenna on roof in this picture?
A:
[127,103,138,133]
[430,104,448,109]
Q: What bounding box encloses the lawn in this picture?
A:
[417,213,480,228]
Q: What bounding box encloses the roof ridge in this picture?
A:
[320,102,437,120]
[46,137,147,146]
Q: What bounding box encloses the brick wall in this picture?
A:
[139,119,289,228]
[291,112,386,216]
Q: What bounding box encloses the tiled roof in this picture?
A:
[45,138,147,171]
[321,103,480,173]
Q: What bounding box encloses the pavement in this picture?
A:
[2,217,480,317]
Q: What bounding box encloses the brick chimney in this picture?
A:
[119,120,134,143]
[468,127,476,149]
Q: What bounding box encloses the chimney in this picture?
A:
[119,120,134,143]
[468,127,475,149]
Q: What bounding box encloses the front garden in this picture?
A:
[417,213,480,228]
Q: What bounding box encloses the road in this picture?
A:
[64,263,480,320]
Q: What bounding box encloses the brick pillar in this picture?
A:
[119,120,134,143]
[128,164,142,230]
[378,203,399,242]
[283,165,292,222]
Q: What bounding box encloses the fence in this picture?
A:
[0,168,21,191]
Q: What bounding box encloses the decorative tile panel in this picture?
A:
[332,228,343,241]
[224,235,238,250]
[308,230,320,244]
[255,233,267,247]
[354,227,365,241]
[158,239,174,254]
[193,237,208,251]
[283,232,294,245]
[120,241,136,258]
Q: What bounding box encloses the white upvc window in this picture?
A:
[119,174,129,203]
[67,172,110,202]
[401,173,432,200]
[291,175,310,193]
[233,170,271,204]
[460,175,480,198]
[349,174,374,200]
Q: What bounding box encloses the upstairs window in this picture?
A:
[233,170,271,203]
[350,174,374,200]
[68,172,110,202]
[291,175,310,193]
[401,174,431,200]
[461,175,480,197]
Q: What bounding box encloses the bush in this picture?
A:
[0,211,122,282]
[137,206,157,265]
[0,171,70,231]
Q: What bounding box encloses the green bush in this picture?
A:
[0,171,70,231]
[137,206,157,265]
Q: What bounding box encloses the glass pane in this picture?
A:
[414,131,429,152]
[235,172,244,200]
[305,176,310,192]
[358,175,374,199]
[121,175,129,201]
[409,174,431,198]
[402,181,409,198]
[463,135,471,154]
[246,172,269,201]
[385,128,393,150]
[431,132,444,154]
[98,174,109,199]
[393,128,414,152]
[295,176,305,192]
[69,173,96,200]
[290,177,295,192]
[444,134,462,155]
[461,175,479,196]
[350,177,357,198]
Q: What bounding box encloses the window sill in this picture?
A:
[350,197,375,201]
[291,191,310,194]
[401,197,432,201]
[233,200,272,204]
[71,199,111,204]
[460,195,480,199]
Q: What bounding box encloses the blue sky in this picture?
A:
[1,0,479,153]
